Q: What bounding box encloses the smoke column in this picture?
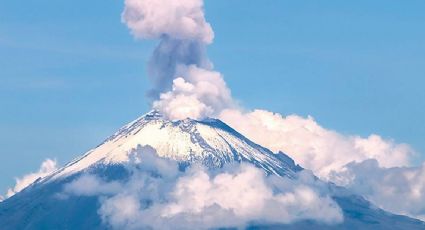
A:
[122,0,234,120]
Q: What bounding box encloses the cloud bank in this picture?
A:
[218,110,425,220]
[64,147,343,229]
[219,109,414,179]
[5,159,57,198]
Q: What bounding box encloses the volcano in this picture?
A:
[0,111,423,229]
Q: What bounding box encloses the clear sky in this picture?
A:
[0,0,424,193]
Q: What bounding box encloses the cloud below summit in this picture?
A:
[64,147,343,229]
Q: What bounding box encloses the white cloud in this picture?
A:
[156,165,342,228]
[218,109,425,220]
[329,160,425,221]
[122,0,214,43]
[153,65,234,120]
[219,109,414,180]
[6,159,58,198]
[153,78,213,120]
[65,147,343,229]
[63,175,122,196]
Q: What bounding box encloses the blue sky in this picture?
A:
[0,0,424,193]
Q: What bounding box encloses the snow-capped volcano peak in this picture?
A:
[48,110,301,180]
[3,111,425,230]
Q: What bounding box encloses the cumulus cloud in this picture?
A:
[64,146,343,229]
[218,109,425,220]
[219,109,414,180]
[6,159,58,198]
[329,160,425,221]
[155,166,342,228]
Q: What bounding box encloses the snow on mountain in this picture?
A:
[45,110,301,182]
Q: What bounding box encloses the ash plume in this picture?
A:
[122,0,230,116]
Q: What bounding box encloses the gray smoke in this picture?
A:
[122,0,216,101]
[146,38,210,99]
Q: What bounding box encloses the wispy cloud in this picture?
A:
[5,158,58,198]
